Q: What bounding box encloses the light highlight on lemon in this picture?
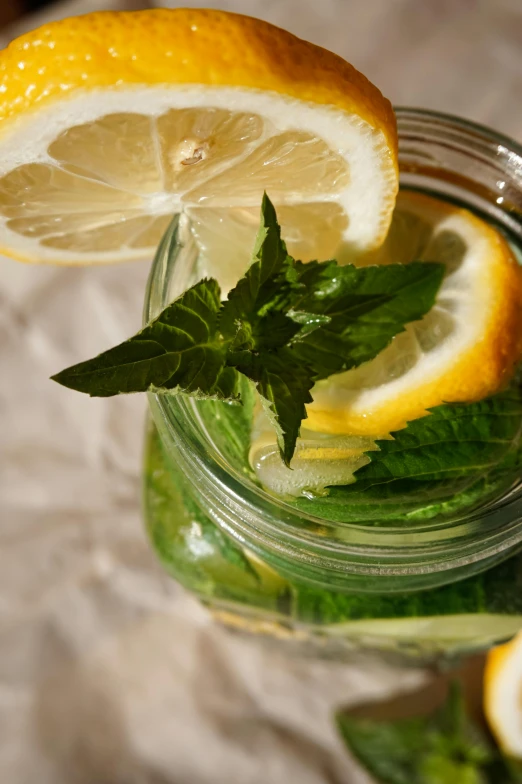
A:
[0,8,398,279]
[484,630,522,760]
[306,191,522,436]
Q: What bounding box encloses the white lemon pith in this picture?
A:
[0,8,398,285]
[485,631,522,760]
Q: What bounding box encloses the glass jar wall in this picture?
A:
[143,109,522,662]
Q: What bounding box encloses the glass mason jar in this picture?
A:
[143,108,522,663]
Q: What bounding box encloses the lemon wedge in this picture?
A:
[0,7,398,288]
[306,191,522,435]
[484,630,522,760]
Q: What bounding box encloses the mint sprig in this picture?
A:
[336,683,521,784]
[52,193,444,465]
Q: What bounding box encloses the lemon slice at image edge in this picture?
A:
[306,191,522,436]
[0,7,398,291]
[484,630,522,760]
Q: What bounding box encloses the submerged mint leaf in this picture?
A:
[211,365,243,401]
[145,421,261,589]
[291,387,522,525]
[195,373,257,475]
[336,683,506,784]
[346,387,522,496]
[52,278,231,399]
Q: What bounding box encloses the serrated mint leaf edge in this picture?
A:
[344,387,522,493]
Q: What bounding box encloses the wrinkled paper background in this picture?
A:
[1,1,521,782]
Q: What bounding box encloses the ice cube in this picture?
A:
[250,432,378,498]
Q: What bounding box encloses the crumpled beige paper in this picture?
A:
[1,2,520,782]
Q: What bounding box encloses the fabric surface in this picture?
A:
[1,2,521,782]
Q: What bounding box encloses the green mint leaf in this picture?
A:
[291,548,522,625]
[211,366,243,401]
[217,193,443,462]
[336,683,502,784]
[220,195,444,374]
[288,258,445,379]
[294,470,514,525]
[346,387,522,496]
[230,348,314,467]
[52,278,232,399]
[195,374,256,475]
[220,192,296,348]
[297,387,522,525]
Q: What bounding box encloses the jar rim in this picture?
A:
[144,108,522,591]
[394,105,522,157]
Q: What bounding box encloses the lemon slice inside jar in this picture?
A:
[250,191,522,497]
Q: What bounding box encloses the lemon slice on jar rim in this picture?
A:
[0,7,398,295]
